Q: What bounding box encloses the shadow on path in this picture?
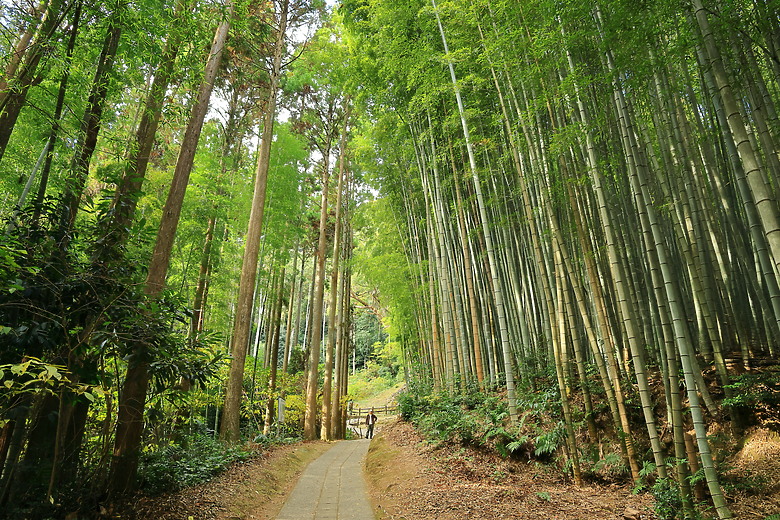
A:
[275,438,375,520]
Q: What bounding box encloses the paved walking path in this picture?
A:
[275,438,376,520]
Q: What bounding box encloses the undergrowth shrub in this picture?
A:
[397,378,634,483]
[138,434,250,495]
[533,423,565,457]
[651,477,682,520]
[397,382,430,421]
[398,386,542,456]
[722,371,780,429]
[590,451,629,480]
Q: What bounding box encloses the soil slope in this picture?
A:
[365,418,654,520]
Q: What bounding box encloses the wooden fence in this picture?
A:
[350,404,398,417]
[346,403,398,437]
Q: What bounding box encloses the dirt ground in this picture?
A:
[111,419,780,520]
[108,440,331,520]
[364,418,655,520]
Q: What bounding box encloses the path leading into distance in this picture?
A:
[275,437,376,520]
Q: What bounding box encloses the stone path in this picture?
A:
[275,438,375,520]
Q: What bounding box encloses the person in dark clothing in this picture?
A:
[365,408,378,439]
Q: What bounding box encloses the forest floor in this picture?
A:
[109,440,332,519]
[114,417,780,520]
[365,418,780,520]
[364,417,654,520]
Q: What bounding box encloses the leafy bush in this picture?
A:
[138,435,250,495]
[723,372,780,428]
[651,477,682,520]
[591,451,629,480]
[417,400,474,442]
[397,384,430,420]
[534,424,565,457]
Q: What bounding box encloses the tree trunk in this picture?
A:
[691,0,780,279]
[0,0,64,161]
[264,267,286,435]
[109,3,184,238]
[0,0,49,95]
[58,1,123,234]
[221,0,288,442]
[431,0,518,420]
[304,153,332,440]
[282,245,300,373]
[321,99,350,440]
[12,0,81,224]
[109,4,233,494]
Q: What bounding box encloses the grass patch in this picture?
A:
[349,368,403,404]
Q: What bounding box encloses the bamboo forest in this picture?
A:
[1,0,780,518]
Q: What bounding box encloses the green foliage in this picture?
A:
[281,393,307,434]
[640,460,657,478]
[533,425,565,457]
[400,386,547,462]
[349,362,402,402]
[352,311,388,370]
[591,451,629,480]
[650,477,683,520]
[0,358,104,427]
[723,372,780,427]
[397,382,432,420]
[138,435,250,495]
[147,332,227,395]
[352,198,420,342]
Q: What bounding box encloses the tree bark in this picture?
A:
[220,0,288,442]
[109,3,233,493]
[321,99,350,440]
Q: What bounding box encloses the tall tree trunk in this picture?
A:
[283,245,300,373]
[192,216,216,337]
[304,153,332,440]
[431,0,518,421]
[321,99,350,440]
[553,249,582,486]
[109,3,184,239]
[448,143,484,384]
[58,1,123,234]
[331,181,352,439]
[0,0,64,161]
[11,0,81,223]
[599,7,731,514]
[0,0,49,95]
[264,267,285,435]
[109,4,232,494]
[220,0,288,442]
[287,253,307,371]
[691,0,780,279]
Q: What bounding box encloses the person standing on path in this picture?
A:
[365,408,378,439]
